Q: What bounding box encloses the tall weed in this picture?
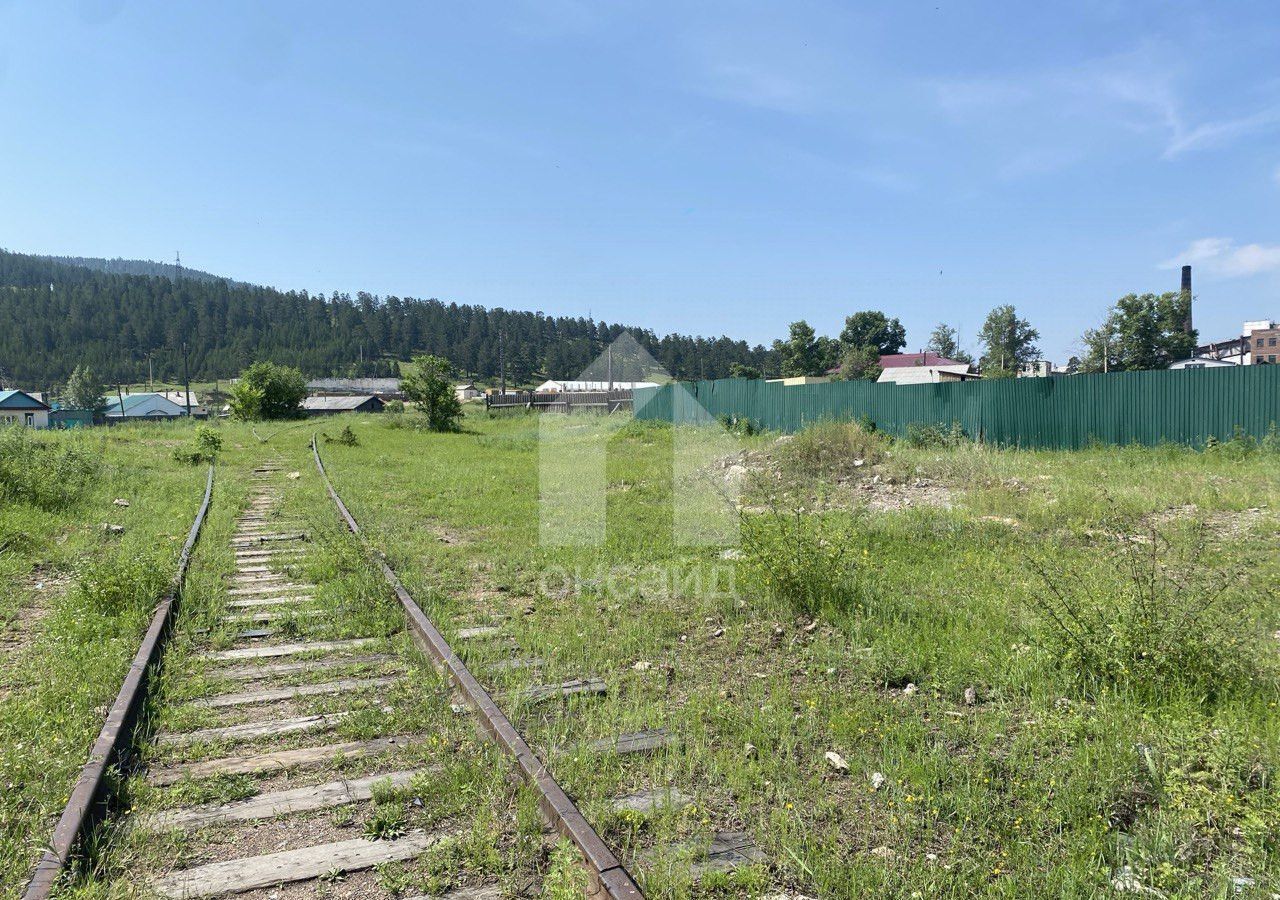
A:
[741,509,863,615]
[1020,526,1264,700]
[0,426,99,510]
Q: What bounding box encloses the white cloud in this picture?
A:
[1163,104,1280,159]
[1161,237,1280,278]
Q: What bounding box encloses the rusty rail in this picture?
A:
[23,465,215,900]
[310,437,644,899]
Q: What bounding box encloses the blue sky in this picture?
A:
[1,1,1278,363]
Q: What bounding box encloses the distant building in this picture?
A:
[0,390,51,428]
[158,390,208,418]
[765,376,830,386]
[302,395,385,416]
[104,393,189,420]
[306,378,402,397]
[1195,320,1278,366]
[534,380,659,393]
[1017,360,1053,378]
[877,365,981,385]
[1168,356,1238,370]
[455,383,482,402]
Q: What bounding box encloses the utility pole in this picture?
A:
[607,344,613,391]
[182,342,192,418]
[499,329,506,396]
[147,352,154,391]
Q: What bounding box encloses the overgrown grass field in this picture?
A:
[0,423,209,893]
[311,408,1279,899]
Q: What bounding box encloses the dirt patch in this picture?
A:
[721,446,953,514]
[0,568,72,663]
[1145,504,1272,540]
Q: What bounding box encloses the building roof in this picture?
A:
[103,393,187,415]
[159,390,203,409]
[877,365,981,385]
[879,352,966,369]
[0,389,51,410]
[302,394,382,411]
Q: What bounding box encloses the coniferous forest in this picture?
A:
[0,249,774,389]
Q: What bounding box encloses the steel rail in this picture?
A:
[310,437,644,899]
[23,465,215,900]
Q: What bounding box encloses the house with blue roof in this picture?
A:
[103,392,188,420]
[0,390,52,428]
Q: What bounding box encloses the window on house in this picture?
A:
[24,413,34,426]
[1270,337,1278,347]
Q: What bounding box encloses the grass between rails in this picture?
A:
[314,408,1279,899]
[0,423,208,895]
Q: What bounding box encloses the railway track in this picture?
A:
[24,452,649,898]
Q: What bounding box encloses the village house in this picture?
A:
[0,390,51,427]
[302,395,385,416]
[103,393,189,420]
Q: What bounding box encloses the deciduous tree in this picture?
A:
[978,305,1040,378]
[401,355,463,431]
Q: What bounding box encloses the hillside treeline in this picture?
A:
[0,250,773,388]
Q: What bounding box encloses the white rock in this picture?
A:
[902,683,918,696]
[720,548,742,560]
[112,498,130,507]
[824,751,849,773]
[101,523,125,534]
[632,661,652,671]
[870,771,886,791]
[744,742,758,759]
[964,686,978,706]
[869,846,895,859]
[286,471,301,479]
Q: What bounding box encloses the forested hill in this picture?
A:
[0,249,773,388]
[37,254,251,287]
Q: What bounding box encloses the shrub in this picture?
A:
[741,510,862,615]
[323,425,359,446]
[779,420,886,481]
[172,424,223,464]
[384,399,405,414]
[1020,527,1262,699]
[0,427,99,510]
[903,421,968,449]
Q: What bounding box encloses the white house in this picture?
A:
[1168,356,1238,370]
[877,365,980,385]
[454,383,481,401]
[103,393,189,420]
[0,390,51,428]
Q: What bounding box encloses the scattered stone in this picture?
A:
[870,771,886,791]
[963,686,978,706]
[869,846,895,859]
[744,742,758,760]
[902,683,918,697]
[720,548,742,560]
[824,751,849,773]
[112,498,130,507]
[803,619,819,633]
[632,661,652,672]
[286,471,301,480]
[102,523,125,534]
[853,458,865,467]
[710,628,724,638]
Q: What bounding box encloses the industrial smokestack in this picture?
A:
[1181,265,1193,338]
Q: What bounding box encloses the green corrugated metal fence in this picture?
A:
[633,366,1280,449]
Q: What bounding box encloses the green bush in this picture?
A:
[741,510,862,615]
[1021,528,1263,699]
[172,424,223,464]
[903,420,968,449]
[323,425,359,447]
[0,426,99,510]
